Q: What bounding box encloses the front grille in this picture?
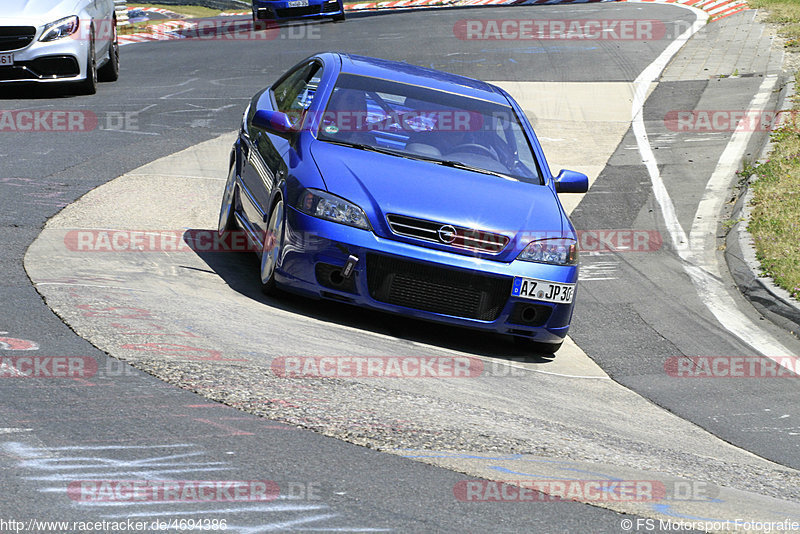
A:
[0,56,79,81]
[321,1,340,12]
[275,5,322,17]
[31,56,79,77]
[367,254,511,321]
[386,214,509,254]
[0,27,36,52]
[0,67,34,81]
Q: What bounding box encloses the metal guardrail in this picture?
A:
[115,0,128,26]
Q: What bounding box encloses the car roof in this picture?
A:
[333,53,511,106]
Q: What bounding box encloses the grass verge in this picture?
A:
[742,102,800,299]
[740,0,800,299]
[119,4,232,35]
[127,4,225,18]
[747,0,800,46]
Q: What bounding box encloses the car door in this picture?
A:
[95,0,114,61]
[82,0,100,56]
[240,60,322,240]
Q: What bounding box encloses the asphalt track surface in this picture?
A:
[1,3,798,532]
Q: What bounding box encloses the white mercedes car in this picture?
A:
[0,0,119,94]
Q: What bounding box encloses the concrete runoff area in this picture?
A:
[494,81,656,214]
[25,83,800,527]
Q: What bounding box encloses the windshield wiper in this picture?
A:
[433,159,516,181]
[321,139,413,159]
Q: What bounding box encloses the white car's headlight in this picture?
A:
[517,238,578,266]
[298,189,371,230]
[39,16,80,42]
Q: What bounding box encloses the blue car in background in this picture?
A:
[218,53,588,353]
[252,0,345,22]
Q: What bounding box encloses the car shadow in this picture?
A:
[185,229,559,363]
[0,83,81,100]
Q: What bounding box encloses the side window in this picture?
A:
[272,62,322,125]
[494,116,508,144]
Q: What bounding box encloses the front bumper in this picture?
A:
[0,26,89,83]
[272,206,578,344]
[253,0,344,20]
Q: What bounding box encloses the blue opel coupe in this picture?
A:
[252,0,345,22]
[218,53,588,353]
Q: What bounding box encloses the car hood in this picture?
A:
[310,141,567,257]
[0,0,82,24]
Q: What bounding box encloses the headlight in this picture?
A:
[517,238,578,266]
[39,16,80,42]
[297,189,371,230]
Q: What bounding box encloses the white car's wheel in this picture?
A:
[97,20,119,82]
[75,35,97,95]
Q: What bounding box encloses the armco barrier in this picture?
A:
[115,0,128,26]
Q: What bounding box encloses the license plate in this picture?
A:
[287,0,309,6]
[0,54,13,67]
[512,277,575,304]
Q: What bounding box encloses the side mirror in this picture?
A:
[252,109,296,137]
[554,170,588,193]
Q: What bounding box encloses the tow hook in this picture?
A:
[342,255,359,279]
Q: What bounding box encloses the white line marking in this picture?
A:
[631,4,795,363]
[683,75,793,360]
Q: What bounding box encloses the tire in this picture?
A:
[332,0,346,21]
[97,20,119,83]
[532,341,563,354]
[513,336,563,355]
[218,164,238,236]
[75,36,97,95]
[260,199,284,296]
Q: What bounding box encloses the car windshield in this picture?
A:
[316,73,542,184]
